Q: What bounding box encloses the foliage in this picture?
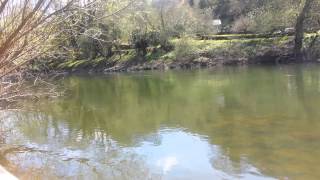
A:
[246,3,299,33]
[131,30,173,56]
[46,0,320,65]
[2,0,320,76]
[172,36,199,59]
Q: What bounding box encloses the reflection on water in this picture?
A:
[1,65,320,179]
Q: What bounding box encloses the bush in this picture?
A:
[131,30,173,56]
[246,7,297,33]
[305,35,320,60]
[77,34,98,60]
[231,16,252,33]
[76,23,121,60]
[173,37,198,59]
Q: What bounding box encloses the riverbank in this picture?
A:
[30,33,320,74]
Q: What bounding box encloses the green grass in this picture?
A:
[56,33,318,69]
[170,37,290,51]
[57,50,137,70]
[166,36,294,60]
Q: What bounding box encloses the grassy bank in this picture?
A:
[36,33,320,73]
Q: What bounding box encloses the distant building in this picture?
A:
[212,19,222,32]
[212,19,222,26]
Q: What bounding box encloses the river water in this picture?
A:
[1,65,320,179]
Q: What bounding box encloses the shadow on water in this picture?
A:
[1,65,320,179]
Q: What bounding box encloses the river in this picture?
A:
[1,65,320,179]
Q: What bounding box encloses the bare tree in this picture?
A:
[0,0,74,78]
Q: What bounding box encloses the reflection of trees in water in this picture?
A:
[206,66,320,179]
[293,65,320,120]
[0,112,17,144]
[5,66,320,179]
[2,112,162,179]
[0,112,27,174]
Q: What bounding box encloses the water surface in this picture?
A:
[1,65,320,179]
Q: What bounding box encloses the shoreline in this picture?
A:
[27,33,320,76]
[39,34,320,75]
[51,55,318,76]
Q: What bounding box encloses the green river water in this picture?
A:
[1,65,320,179]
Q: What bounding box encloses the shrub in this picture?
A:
[231,16,252,33]
[131,30,173,56]
[173,37,198,59]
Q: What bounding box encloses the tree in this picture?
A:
[294,0,314,59]
[51,0,137,61]
[0,0,74,78]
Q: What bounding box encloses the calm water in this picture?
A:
[1,65,320,179]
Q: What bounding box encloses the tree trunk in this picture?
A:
[160,5,166,31]
[294,0,313,60]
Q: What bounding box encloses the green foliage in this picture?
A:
[43,0,320,70]
[246,5,298,33]
[131,30,173,56]
[198,0,302,33]
[131,30,153,56]
[167,35,295,61]
[172,36,199,59]
[304,33,320,59]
